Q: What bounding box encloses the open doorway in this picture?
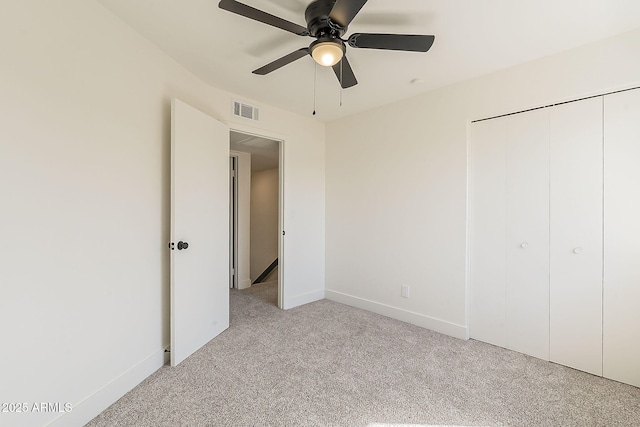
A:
[229,130,282,307]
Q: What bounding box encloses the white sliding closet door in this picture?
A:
[471,89,640,388]
[504,109,550,360]
[603,89,640,388]
[470,109,550,359]
[469,118,507,347]
[549,98,603,375]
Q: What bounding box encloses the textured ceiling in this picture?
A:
[98,0,640,121]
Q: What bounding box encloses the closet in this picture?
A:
[469,88,640,388]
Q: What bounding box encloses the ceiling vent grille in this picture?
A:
[233,100,260,121]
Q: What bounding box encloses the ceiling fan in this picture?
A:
[218,0,435,88]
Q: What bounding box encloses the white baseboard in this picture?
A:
[47,349,165,427]
[325,289,468,340]
[283,288,324,310]
[237,279,252,290]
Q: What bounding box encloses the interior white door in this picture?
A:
[469,117,507,347]
[505,108,550,360]
[603,89,640,388]
[549,97,603,375]
[171,98,230,367]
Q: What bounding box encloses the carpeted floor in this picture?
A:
[87,282,640,426]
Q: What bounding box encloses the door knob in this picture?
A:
[520,242,528,249]
[177,241,189,250]
[572,247,582,254]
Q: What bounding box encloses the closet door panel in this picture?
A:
[469,118,507,347]
[549,97,603,376]
[604,89,640,388]
[505,109,550,360]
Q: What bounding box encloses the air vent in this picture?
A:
[233,100,260,121]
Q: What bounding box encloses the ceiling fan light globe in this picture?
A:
[311,42,344,67]
[321,53,335,66]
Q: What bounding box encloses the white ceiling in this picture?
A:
[98,0,640,122]
[230,131,279,172]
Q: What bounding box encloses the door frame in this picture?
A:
[229,125,285,309]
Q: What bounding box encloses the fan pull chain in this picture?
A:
[339,58,343,107]
[312,62,317,115]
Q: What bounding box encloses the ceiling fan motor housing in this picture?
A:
[305,0,346,38]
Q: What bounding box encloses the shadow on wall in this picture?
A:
[250,167,279,283]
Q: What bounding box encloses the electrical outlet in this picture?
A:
[401,284,410,298]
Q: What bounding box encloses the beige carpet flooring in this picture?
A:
[87,282,640,426]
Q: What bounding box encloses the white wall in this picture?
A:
[325,27,640,339]
[250,168,280,281]
[0,1,325,426]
